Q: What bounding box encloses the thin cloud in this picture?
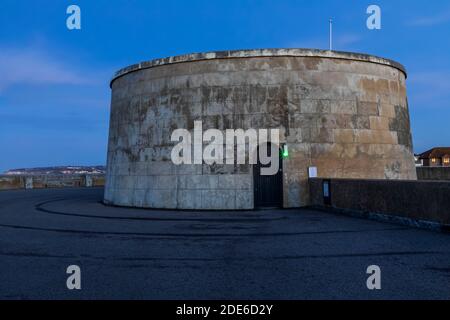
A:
[409,72,450,90]
[335,34,361,47]
[287,33,361,51]
[407,11,450,27]
[0,44,102,93]
[287,39,326,50]
[408,71,450,108]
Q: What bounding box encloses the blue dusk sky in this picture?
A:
[0,0,449,172]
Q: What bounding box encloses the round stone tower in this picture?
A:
[104,49,416,210]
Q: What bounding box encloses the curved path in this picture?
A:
[0,187,449,299]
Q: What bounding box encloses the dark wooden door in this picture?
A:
[253,144,283,208]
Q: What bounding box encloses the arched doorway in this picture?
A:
[253,143,283,208]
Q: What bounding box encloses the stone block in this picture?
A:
[236,191,253,209]
[144,189,177,208]
[370,116,390,130]
[156,175,178,190]
[357,101,379,115]
[234,174,252,190]
[147,161,175,175]
[177,190,202,209]
[179,175,219,190]
[355,130,398,144]
[133,189,146,207]
[331,100,357,114]
[379,103,396,118]
[217,175,236,189]
[135,175,150,189]
[334,129,355,143]
[176,164,203,175]
[201,190,236,209]
[115,189,133,206]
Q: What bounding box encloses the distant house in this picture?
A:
[418,147,450,167]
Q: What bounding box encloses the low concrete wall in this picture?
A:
[0,175,105,191]
[417,167,450,181]
[309,178,450,229]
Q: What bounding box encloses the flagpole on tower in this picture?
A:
[329,18,333,51]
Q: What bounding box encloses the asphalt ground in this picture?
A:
[0,187,449,299]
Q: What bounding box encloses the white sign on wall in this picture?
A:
[308,167,318,178]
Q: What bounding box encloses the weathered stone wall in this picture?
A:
[0,175,105,190]
[417,167,450,181]
[0,176,23,190]
[105,49,416,209]
[309,178,450,227]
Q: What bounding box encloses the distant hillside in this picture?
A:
[3,166,106,175]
